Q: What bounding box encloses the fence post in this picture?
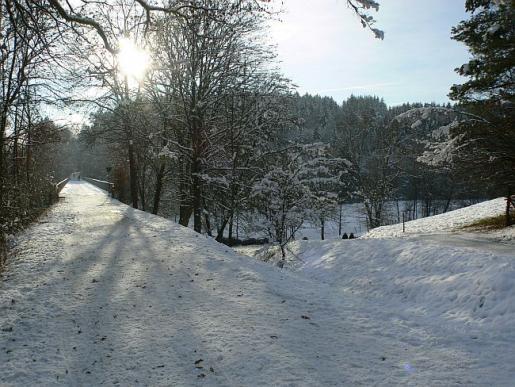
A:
[507,188,513,227]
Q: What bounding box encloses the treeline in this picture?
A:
[78,91,485,241]
[0,116,76,263]
[0,2,79,265]
[293,95,472,228]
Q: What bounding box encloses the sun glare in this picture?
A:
[117,38,150,80]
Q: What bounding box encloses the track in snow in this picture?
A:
[0,181,509,385]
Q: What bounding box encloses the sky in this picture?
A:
[49,0,472,126]
[269,0,471,106]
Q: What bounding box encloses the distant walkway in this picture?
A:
[0,181,508,385]
[412,232,515,256]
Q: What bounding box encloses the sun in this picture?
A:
[117,38,150,80]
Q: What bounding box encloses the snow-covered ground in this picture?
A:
[251,235,515,385]
[1,182,514,385]
[245,199,515,384]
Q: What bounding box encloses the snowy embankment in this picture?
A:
[256,236,515,384]
[365,197,512,239]
[275,238,515,330]
[248,199,515,384]
[259,199,515,333]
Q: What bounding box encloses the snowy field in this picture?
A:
[1,182,514,385]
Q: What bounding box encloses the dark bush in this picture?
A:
[219,237,269,247]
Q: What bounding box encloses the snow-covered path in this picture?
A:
[410,232,515,255]
[0,182,512,386]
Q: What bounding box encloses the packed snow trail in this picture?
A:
[0,182,511,386]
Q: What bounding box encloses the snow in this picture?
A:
[252,235,515,385]
[487,23,501,35]
[430,122,453,138]
[393,106,455,123]
[157,144,178,160]
[410,119,422,129]
[276,238,515,329]
[2,182,514,385]
[364,197,510,239]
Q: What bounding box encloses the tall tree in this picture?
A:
[151,0,289,233]
[335,96,400,228]
[449,0,514,208]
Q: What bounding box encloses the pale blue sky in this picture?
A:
[270,0,471,106]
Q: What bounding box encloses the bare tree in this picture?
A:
[149,0,291,232]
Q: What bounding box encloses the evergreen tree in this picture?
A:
[450,0,514,105]
[448,0,514,197]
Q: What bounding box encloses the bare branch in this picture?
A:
[46,0,116,53]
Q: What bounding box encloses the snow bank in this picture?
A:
[276,238,515,331]
[255,236,515,382]
[364,197,509,238]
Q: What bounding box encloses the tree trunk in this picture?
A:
[152,162,165,215]
[338,203,342,236]
[179,204,192,227]
[204,212,212,236]
[139,169,146,211]
[320,217,325,240]
[280,243,286,259]
[228,214,234,240]
[236,212,240,240]
[216,216,230,242]
[12,135,18,182]
[0,112,7,180]
[443,196,452,213]
[178,168,192,226]
[191,158,202,233]
[25,128,31,183]
[506,189,512,227]
[0,135,3,178]
[12,107,18,182]
[128,139,139,209]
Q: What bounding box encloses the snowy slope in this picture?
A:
[259,237,515,384]
[280,239,515,329]
[1,182,514,385]
[365,197,510,238]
